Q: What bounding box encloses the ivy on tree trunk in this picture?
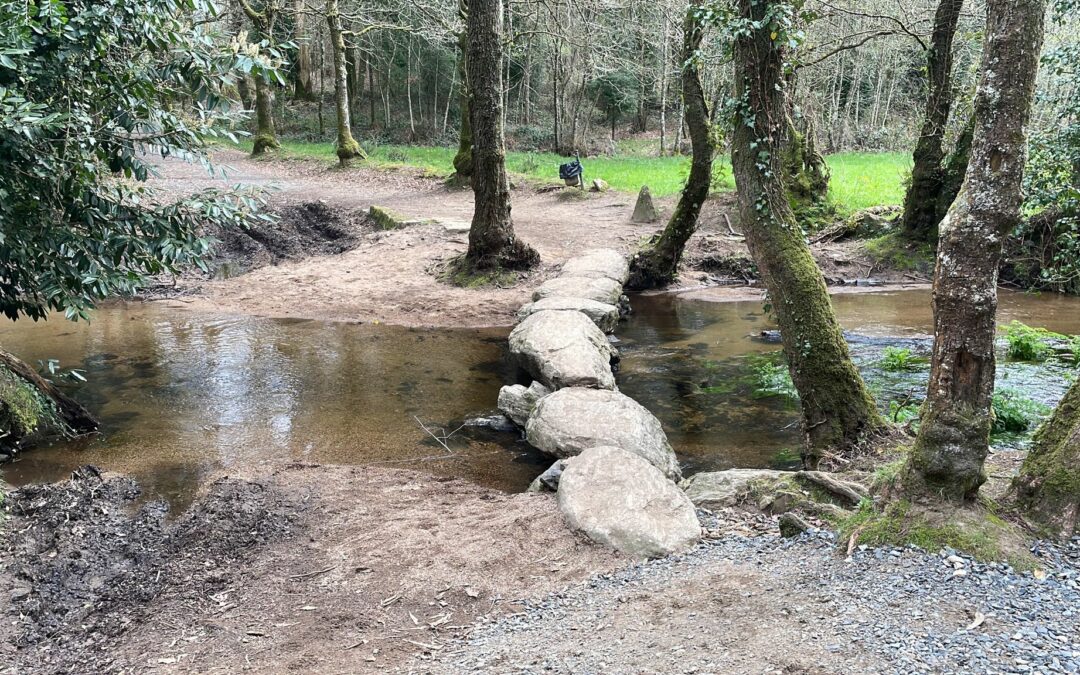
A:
[626,0,714,290]
[731,0,882,468]
[906,0,1045,500]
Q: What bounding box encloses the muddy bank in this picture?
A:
[146,151,930,329]
[1,463,624,674]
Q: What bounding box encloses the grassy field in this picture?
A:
[232,139,910,213]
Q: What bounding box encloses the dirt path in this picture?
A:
[150,152,912,328]
[1,464,625,674]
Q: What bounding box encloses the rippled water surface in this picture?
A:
[2,289,1078,503]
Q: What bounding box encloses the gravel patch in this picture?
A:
[413,511,1080,674]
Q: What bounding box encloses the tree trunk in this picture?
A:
[452,0,474,179]
[1012,378,1080,538]
[730,0,882,468]
[252,75,280,155]
[0,349,98,443]
[906,0,1044,500]
[326,0,364,165]
[293,0,316,101]
[462,0,538,272]
[899,0,965,243]
[626,1,713,289]
[938,108,975,216]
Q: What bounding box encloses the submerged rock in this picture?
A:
[526,388,681,480]
[509,311,617,390]
[525,459,566,493]
[532,276,623,306]
[679,469,793,510]
[516,297,620,333]
[560,249,630,285]
[558,446,700,557]
[497,381,553,427]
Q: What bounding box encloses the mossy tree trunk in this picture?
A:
[1012,377,1080,537]
[462,0,538,272]
[238,0,281,155]
[905,0,1044,501]
[452,0,474,180]
[626,0,714,290]
[782,114,830,209]
[731,0,882,468]
[0,349,97,447]
[937,108,974,216]
[326,0,364,166]
[899,0,965,243]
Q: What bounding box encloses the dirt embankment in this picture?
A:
[0,463,624,674]
[149,152,922,328]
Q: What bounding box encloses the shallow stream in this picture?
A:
[2,289,1077,507]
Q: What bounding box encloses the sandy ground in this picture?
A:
[150,151,920,328]
[1,463,626,674]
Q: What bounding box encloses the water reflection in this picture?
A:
[618,289,1080,474]
[1,288,1078,504]
[0,305,539,508]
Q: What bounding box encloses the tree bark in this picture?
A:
[326,0,364,165]
[238,0,280,155]
[293,0,316,101]
[452,0,474,179]
[899,0,965,243]
[906,0,1045,500]
[462,0,538,272]
[1012,378,1080,538]
[626,0,714,289]
[730,0,882,468]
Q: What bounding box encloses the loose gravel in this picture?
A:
[413,512,1080,674]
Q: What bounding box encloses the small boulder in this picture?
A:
[525,459,566,492]
[558,446,700,557]
[560,249,630,284]
[516,297,620,333]
[589,178,610,192]
[526,388,681,480]
[631,186,659,223]
[532,276,623,305]
[509,311,617,390]
[679,469,792,510]
[778,512,813,538]
[497,381,552,427]
[368,205,406,230]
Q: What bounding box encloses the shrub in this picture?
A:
[879,346,921,371]
[991,389,1050,435]
[1001,321,1066,361]
[749,356,798,400]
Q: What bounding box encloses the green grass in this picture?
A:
[224,139,909,212]
[825,152,911,212]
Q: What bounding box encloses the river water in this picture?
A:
[2,289,1078,506]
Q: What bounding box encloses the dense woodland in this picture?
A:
[1,0,1079,578]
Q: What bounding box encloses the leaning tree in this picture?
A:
[730,0,883,468]
[904,0,1045,500]
[626,0,715,290]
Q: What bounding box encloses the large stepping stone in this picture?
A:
[532,276,623,305]
[526,387,681,480]
[497,381,552,427]
[558,446,700,558]
[516,297,620,333]
[509,311,617,390]
[560,249,630,284]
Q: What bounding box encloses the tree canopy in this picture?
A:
[0,0,276,321]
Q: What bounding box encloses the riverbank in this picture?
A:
[147,150,923,329]
[3,463,1077,674]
